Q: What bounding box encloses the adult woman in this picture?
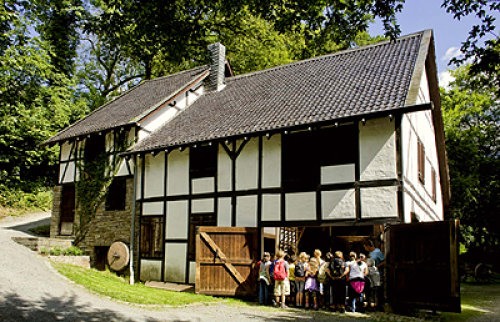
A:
[327,251,346,312]
[340,252,368,312]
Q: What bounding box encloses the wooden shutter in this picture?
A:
[431,167,437,202]
[417,139,425,184]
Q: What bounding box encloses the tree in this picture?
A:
[31,0,85,77]
[441,66,499,250]
[0,9,87,194]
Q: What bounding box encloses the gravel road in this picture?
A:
[0,213,357,322]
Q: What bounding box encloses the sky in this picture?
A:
[368,0,499,88]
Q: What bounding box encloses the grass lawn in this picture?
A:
[51,262,219,306]
[441,281,500,321]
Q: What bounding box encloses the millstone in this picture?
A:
[107,241,130,271]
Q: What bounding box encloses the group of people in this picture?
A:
[256,240,385,313]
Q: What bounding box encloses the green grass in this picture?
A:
[29,224,50,236]
[51,262,219,306]
[441,282,500,321]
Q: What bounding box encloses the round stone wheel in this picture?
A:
[107,241,130,271]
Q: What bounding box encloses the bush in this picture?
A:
[47,246,83,256]
[0,187,53,216]
[40,247,50,255]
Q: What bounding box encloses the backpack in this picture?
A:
[330,258,344,277]
[295,261,305,277]
[318,262,328,284]
[273,260,287,281]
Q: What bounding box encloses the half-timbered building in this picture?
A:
[46,30,458,310]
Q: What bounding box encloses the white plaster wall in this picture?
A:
[285,192,316,221]
[236,138,258,190]
[262,194,281,221]
[321,189,355,219]
[416,66,431,105]
[191,198,214,213]
[60,141,73,161]
[321,164,355,185]
[144,152,165,198]
[116,158,131,177]
[166,200,188,239]
[189,261,196,284]
[217,197,232,227]
[136,158,142,199]
[167,150,189,196]
[360,186,398,218]
[359,118,397,181]
[142,201,164,215]
[262,135,281,188]
[164,243,187,283]
[402,109,443,222]
[60,162,76,183]
[192,177,214,194]
[140,259,162,281]
[236,195,258,227]
[217,144,232,192]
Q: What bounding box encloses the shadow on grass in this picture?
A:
[0,291,159,322]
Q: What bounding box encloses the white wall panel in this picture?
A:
[136,158,142,199]
[192,177,214,194]
[60,141,73,161]
[61,162,76,183]
[236,138,258,190]
[189,261,196,284]
[105,132,114,152]
[236,195,258,227]
[321,189,355,219]
[217,197,232,227]
[142,201,164,215]
[191,198,214,213]
[116,158,131,176]
[164,243,187,283]
[262,135,281,188]
[321,164,355,185]
[140,259,162,281]
[285,192,316,221]
[262,194,281,221]
[359,118,397,181]
[361,186,398,218]
[167,150,189,196]
[166,200,188,239]
[144,152,165,198]
[217,144,232,192]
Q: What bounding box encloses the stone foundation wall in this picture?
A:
[50,177,140,274]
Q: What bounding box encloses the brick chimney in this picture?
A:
[207,42,225,91]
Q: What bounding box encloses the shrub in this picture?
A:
[50,246,63,256]
[47,246,83,256]
[40,247,50,255]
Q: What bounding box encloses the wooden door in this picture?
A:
[195,227,258,297]
[387,220,460,313]
[60,184,75,223]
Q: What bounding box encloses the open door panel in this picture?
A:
[387,220,460,313]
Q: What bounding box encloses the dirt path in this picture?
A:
[0,213,359,321]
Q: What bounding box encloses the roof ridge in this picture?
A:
[226,30,427,83]
[145,65,208,83]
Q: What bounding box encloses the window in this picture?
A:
[140,216,164,259]
[106,177,126,211]
[190,145,217,178]
[282,125,357,192]
[84,134,106,161]
[188,213,216,261]
[417,139,425,184]
[431,167,437,202]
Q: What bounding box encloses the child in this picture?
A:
[295,252,307,307]
[273,250,290,308]
[305,256,320,309]
[366,258,381,309]
[287,255,297,307]
[258,252,271,305]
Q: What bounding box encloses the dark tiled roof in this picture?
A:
[45,66,208,144]
[130,32,425,153]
